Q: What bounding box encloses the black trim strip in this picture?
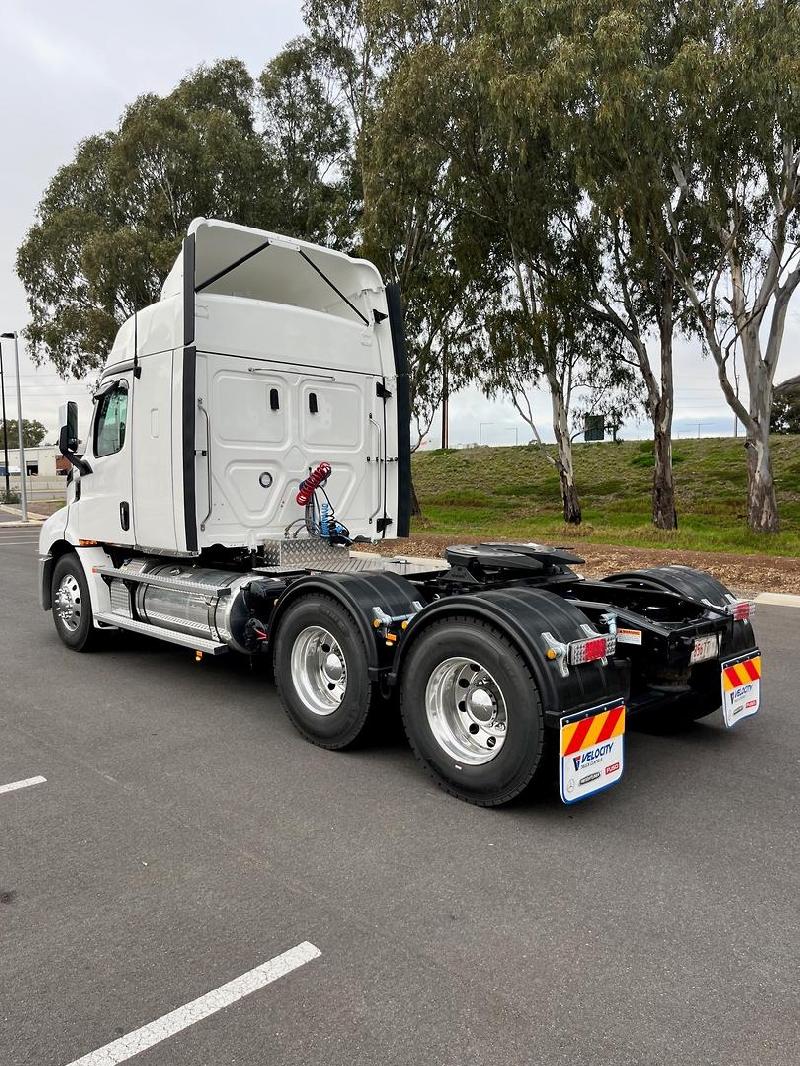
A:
[380,375,389,537]
[183,234,196,347]
[195,239,271,293]
[297,249,369,325]
[182,345,198,553]
[182,235,198,552]
[386,283,411,537]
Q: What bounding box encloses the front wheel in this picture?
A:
[51,554,102,652]
[273,594,374,749]
[400,617,546,806]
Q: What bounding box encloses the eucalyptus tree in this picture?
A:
[481,265,636,523]
[17,60,276,377]
[655,0,800,532]
[504,0,697,530]
[360,25,487,450]
[258,39,354,245]
[318,0,491,451]
[370,1,635,522]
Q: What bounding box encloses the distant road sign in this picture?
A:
[584,414,605,442]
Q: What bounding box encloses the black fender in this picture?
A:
[39,539,78,610]
[269,571,423,677]
[603,565,756,658]
[393,587,628,727]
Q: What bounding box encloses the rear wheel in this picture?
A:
[273,594,374,749]
[400,617,546,806]
[51,554,102,652]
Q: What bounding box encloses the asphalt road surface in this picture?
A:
[1,522,797,1066]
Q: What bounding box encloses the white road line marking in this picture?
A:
[0,775,47,795]
[64,941,321,1066]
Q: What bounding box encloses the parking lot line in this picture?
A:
[0,775,47,795]
[64,941,322,1066]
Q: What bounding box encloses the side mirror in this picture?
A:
[58,401,91,475]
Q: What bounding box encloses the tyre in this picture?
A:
[400,617,546,806]
[273,594,374,750]
[51,553,102,652]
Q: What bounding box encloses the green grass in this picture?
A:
[410,435,800,556]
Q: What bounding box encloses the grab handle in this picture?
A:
[368,414,383,522]
[197,397,213,532]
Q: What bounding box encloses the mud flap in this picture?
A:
[560,701,626,804]
[721,651,761,727]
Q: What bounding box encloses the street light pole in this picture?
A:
[0,340,9,499]
[2,333,27,521]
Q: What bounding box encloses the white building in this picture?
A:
[0,445,62,477]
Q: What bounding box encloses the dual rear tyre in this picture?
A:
[275,601,546,805]
[273,594,374,750]
[399,617,546,806]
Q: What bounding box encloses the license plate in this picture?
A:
[721,653,761,727]
[691,634,719,664]
[559,702,625,804]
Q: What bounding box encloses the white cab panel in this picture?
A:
[76,371,135,546]
[132,349,177,551]
[195,296,391,377]
[194,352,380,545]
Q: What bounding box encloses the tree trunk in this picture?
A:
[558,463,582,525]
[549,375,581,525]
[746,419,779,533]
[652,406,677,530]
[410,476,422,518]
[652,277,677,530]
[740,330,779,533]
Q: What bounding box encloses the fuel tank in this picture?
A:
[123,561,257,653]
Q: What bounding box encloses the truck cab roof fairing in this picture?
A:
[160,218,383,324]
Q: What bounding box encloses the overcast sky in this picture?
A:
[1,0,798,449]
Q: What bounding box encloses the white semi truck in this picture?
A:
[39,219,761,806]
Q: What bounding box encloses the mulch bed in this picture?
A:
[364,534,800,595]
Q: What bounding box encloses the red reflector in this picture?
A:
[731,601,754,621]
[583,637,607,660]
[567,635,615,665]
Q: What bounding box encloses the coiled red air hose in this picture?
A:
[296,462,331,506]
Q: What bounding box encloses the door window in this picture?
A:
[94,383,129,457]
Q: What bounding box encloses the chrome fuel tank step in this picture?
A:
[94,561,268,654]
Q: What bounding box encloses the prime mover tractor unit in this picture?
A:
[39,219,761,807]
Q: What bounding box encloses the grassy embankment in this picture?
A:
[411,436,800,557]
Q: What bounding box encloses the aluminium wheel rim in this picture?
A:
[54,574,82,633]
[425,657,508,765]
[290,625,348,716]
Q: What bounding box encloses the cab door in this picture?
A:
[298,371,382,531]
[76,375,134,545]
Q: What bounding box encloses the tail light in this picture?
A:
[567,633,616,665]
[728,600,755,622]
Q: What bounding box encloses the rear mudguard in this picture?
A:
[269,570,424,678]
[603,566,757,659]
[393,587,628,727]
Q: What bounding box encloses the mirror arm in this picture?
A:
[58,426,92,476]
